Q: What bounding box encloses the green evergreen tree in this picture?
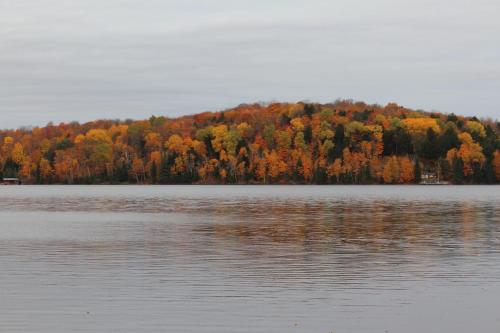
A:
[304,125,312,144]
[484,159,495,184]
[414,157,422,183]
[115,163,129,183]
[151,162,158,184]
[438,127,460,156]
[420,128,439,160]
[333,125,346,159]
[452,157,464,184]
[304,104,315,117]
[295,158,303,182]
[159,156,171,184]
[472,163,484,184]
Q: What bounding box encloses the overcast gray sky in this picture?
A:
[1,0,499,129]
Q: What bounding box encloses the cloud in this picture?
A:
[1,0,499,129]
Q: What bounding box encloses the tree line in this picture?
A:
[1,100,499,184]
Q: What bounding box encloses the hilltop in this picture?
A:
[1,100,499,184]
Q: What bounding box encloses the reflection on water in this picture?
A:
[0,186,499,333]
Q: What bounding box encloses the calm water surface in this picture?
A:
[1,185,499,332]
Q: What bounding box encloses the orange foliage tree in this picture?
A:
[0,101,497,184]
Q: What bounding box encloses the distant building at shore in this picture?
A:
[420,172,449,185]
[2,178,20,185]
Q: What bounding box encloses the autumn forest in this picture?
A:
[1,101,499,184]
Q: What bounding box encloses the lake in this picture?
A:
[0,185,499,332]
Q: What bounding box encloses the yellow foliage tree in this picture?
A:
[402,118,441,137]
[399,156,414,183]
[11,142,25,165]
[383,156,400,184]
[465,121,486,138]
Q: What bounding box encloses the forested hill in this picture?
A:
[1,101,500,184]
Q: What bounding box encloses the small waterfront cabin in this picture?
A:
[420,172,437,183]
[2,178,20,185]
[420,172,449,185]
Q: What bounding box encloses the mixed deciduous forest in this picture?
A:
[1,100,499,184]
